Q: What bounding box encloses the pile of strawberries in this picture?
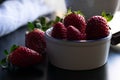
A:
[0,21,47,68]
[51,11,110,40]
[0,10,112,69]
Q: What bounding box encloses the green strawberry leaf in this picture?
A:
[34,19,40,23]
[65,8,72,16]
[47,21,53,27]
[0,57,17,72]
[67,8,72,14]
[0,44,19,72]
[66,9,84,17]
[42,27,49,31]
[40,17,46,27]
[0,58,8,69]
[35,23,42,29]
[102,11,113,22]
[0,58,7,65]
[4,50,9,56]
[0,45,19,72]
[27,22,35,31]
[54,16,62,24]
[27,16,54,32]
[34,16,54,31]
[74,10,83,15]
[10,45,19,53]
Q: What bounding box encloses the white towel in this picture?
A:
[0,0,54,37]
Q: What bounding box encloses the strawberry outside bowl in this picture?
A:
[45,27,112,70]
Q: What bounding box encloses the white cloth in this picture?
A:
[0,0,54,37]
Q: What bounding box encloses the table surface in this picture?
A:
[0,24,120,80]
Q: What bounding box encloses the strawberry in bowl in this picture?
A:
[45,10,112,70]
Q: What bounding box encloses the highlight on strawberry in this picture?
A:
[0,45,42,70]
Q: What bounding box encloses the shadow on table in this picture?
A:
[0,65,45,80]
[47,63,108,80]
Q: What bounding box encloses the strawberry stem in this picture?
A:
[0,58,8,68]
[10,45,19,53]
[4,50,9,55]
[40,17,46,27]
[101,11,113,22]
[53,16,62,24]
[67,8,72,15]
[27,22,35,32]
[65,8,84,17]
[27,16,54,32]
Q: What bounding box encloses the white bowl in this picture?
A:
[45,27,112,70]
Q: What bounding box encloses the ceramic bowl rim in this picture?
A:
[45,27,112,45]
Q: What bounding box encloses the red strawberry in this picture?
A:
[8,46,42,67]
[25,17,53,54]
[86,16,110,40]
[25,28,46,54]
[51,22,67,39]
[67,25,82,40]
[80,33,86,40]
[64,12,86,33]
